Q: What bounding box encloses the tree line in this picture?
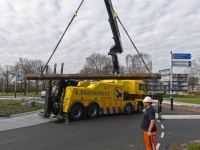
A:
[0,58,52,95]
[0,53,199,94]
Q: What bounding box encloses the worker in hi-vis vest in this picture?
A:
[141,96,157,150]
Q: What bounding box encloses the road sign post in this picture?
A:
[170,52,173,110]
[170,52,192,111]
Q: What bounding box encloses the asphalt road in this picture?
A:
[158,119,200,150]
[0,113,162,150]
[0,111,200,150]
[0,97,200,150]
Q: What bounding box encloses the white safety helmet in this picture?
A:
[143,96,152,103]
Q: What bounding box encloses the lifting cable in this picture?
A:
[41,0,85,75]
[116,15,159,88]
[109,1,151,73]
[116,15,151,73]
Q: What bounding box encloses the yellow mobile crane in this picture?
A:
[26,0,162,124]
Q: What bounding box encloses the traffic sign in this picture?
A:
[172,53,191,59]
[16,74,22,81]
[172,61,192,67]
[159,69,170,82]
[160,75,170,82]
[159,68,170,75]
[6,70,16,74]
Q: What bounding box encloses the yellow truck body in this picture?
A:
[61,80,146,120]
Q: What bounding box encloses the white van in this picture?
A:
[41,91,46,98]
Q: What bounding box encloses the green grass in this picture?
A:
[159,94,200,104]
[0,100,44,115]
[163,97,200,104]
[187,144,200,150]
[0,92,41,97]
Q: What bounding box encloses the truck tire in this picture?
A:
[124,104,132,115]
[87,104,99,119]
[69,104,83,121]
[137,102,143,113]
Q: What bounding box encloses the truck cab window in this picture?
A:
[139,84,148,93]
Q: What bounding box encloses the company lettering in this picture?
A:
[75,90,110,96]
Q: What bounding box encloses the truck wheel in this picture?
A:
[137,102,143,113]
[69,104,83,121]
[124,104,132,115]
[87,104,99,119]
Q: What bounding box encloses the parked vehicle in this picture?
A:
[41,91,46,98]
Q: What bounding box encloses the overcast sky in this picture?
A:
[1,0,200,74]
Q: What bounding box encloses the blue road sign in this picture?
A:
[172,61,192,67]
[159,68,170,73]
[172,53,191,59]
[159,68,170,76]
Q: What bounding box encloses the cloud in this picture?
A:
[0,0,200,74]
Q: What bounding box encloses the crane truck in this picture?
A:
[26,0,163,124]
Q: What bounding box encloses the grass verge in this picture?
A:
[0,92,41,97]
[0,100,44,115]
[163,97,200,104]
[187,143,200,150]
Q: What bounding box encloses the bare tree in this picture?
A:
[79,53,113,74]
[15,58,32,95]
[0,65,15,93]
[30,59,45,94]
[125,53,152,74]
[119,65,126,74]
[191,57,200,77]
[15,57,50,94]
[188,75,199,93]
[184,56,200,92]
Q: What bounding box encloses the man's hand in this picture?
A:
[148,132,151,136]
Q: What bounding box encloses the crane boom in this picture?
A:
[104,0,123,74]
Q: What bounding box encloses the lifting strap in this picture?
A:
[41,0,85,75]
[116,16,151,73]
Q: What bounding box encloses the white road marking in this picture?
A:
[161,124,164,129]
[152,100,180,105]
[157,119,160,122]
[161,115,200,119]
[161,132,165,138]
[156,143,160,150]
